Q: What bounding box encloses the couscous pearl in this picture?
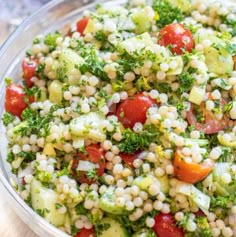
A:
[175,212,184,221]
[125,201,135,211]
[144,203,153,212]
[216,219,225,229]
[146,217,155,228]
[210,147,222,160]
[222,227,233,237]
[212,227,221,237]
[133,197,143,207]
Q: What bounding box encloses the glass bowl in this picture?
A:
[0,0,124,236]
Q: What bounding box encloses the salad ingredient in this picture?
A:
[174,149,214,184]
[74,228,95,237]
[5,84,34,117]
[22,58,38,88]
[158,23,194,55]
[31,178,67,226]
[76,17,89,36]
[96,217,129,237]
[116,93,155,128]
[153,213,184,237]
[152,0,183,28]
[186,101,229,134]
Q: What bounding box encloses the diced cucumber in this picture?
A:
[133,175,154,191]
[30,178,66,226]
[70,112,106,142]
[212,163,236,196]
[132,9,152,34]
[49,80,63,104]
[166,56,183,75]
[189,86,205,105]
[176,181,210,214]
[133,174,169,194]
[167,0,192,13]
[98,187,126,215]
[205,44,234,75]
[96,217,129,237]
[58,48,84,84]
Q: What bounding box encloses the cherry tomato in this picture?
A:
[186,98,229,135]
[120,152,140,167]
[22,58,38,88]
[158,23,194,55]
[153,213,184,237]
[74,228,95,237]
[76,17,89,36]
[72,144,106,184]
[116,93,155,128]
[5,84,34,117]
[173,149,214,184]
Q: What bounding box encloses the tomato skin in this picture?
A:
[22,58,38,88]
[74,228,95,237]
[120,152,140,167]
[158,23,194,55]
[5,84,34,117]
[76,17,89,36]
[186,100,229,135]
[173,149,214,184]
[72,144,106,184]
[153,213,184,237]
[116,93,155,128]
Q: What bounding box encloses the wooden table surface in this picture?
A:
[0,184,38,237]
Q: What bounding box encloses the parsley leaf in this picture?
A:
[118,125,161,154]
[177,72,195,94]
[2,112,14,126]
[152,0,183,28]
[44,32,61,51]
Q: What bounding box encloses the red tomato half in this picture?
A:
[120,152,140,167]
[158,23,194,55]
[153,213,184,237]
[5,84,34,117]
[186,100,229,135]
[74,228,95,237]
[76,17,89,36]
[22,58,38,88]
[116,93,155,128]
[72,144,106,184]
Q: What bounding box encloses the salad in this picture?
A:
[2,0,236,236]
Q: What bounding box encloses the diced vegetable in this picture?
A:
[30,178,67,226]
[176,181,210,214]
[98,187,126,215]
[96,217,129,237]
[188,86,205,105]
[49,80,63,104]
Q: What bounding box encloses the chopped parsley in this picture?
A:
[152,0,183,28]
[118,125,161,154]
[2,112,14,126]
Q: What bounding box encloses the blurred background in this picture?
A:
[0,0,51,44]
